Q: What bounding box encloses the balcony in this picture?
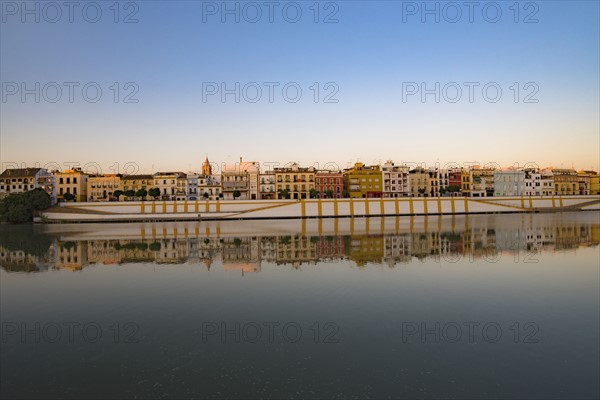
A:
[223,182,248,190]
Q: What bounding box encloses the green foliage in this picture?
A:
[309,189,318,199]
[233,190,241,199]
[114,242,149,250]
[0,189,52,223]
[135,189,148,198]
[7,203,30,224]
[203,192,209,199]
[149,242,161,251]
[24,189,52,210]
[278,189,290,199]
[233,238,242,247]
[0,225,53,261]
[124,190,136,197]
[113,190,124,198]
[63,241,77,250]
[63,192,76,201]
[447,185,461,193]
[148,188,161,199]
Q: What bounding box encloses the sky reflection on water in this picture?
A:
[1,213,599,399]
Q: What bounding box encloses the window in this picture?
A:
[74,177,77,184]
[59,178,64,184]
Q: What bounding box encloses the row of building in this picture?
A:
[1,157,599,203]
[2,221,598,272]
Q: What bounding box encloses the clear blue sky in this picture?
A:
[1,0,599,173]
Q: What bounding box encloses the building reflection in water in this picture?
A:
[1,213,598,273]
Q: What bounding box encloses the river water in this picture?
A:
[1,212,599,398]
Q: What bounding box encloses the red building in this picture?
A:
[448,169,463,196]
[315,171,344,198]
[315,236,346,260]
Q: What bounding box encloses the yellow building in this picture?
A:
[469,166,495,197]
[122,174,154,199]
[579,170,598,195]
[55,168,89,202]
[343,163,382,198]
[576,171,591,195]
[408,167,439,197]
[460,168,471,197]
[552,169,578,195]
[87,174,122,201]
[275,235,318,268]
[55,241,88,271]
[274,163,315,200]
[348,235,384,266]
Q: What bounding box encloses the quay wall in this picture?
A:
[38,196,600,223]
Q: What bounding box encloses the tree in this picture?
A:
[447,185,461,194]
[309,189,318,199]
[113,190,124,199]
[342,190,350,198]
[203,192,209,199]
[148,188,160,199]
[6,203,30,223]
[63,192,76,201]
[233,190,241,200]
[23,189,51,210]
[149,242,161,252]
[135,188,148,199]
[326,190,334,198]
[0,189,52,223]
[278,189,290,199]
[124,190,136,198]
[440,187,447,195]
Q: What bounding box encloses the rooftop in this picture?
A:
[0,168,42,178]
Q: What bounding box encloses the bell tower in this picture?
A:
[202,155,212,175]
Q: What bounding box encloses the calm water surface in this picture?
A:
[1,212,599,399]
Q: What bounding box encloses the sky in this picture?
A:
[1,0,599,174]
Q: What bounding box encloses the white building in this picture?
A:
[186,173,200,200]
[221,158,260,200]
[198,175,221,200]
[493,170,525,196]
[522,168,554,196]
[153,172,187,201]
[259,171,276,200]
[0,168,54,201]
[382,161,410,198]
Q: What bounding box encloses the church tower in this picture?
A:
[202,155,212,176]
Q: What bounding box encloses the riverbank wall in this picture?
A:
[37,196,600,223]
